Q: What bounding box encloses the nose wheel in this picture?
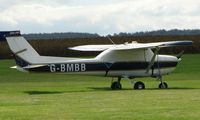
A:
[158,76,168,89]
[159,82,168,89]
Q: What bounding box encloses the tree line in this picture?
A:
[0,29,198,41]
[0,35,199,59]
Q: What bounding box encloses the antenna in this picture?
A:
[107,36,115,45]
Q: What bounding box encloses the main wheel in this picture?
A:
[111,82,122,90]
[134,81,145,90]
[159,82,168,89]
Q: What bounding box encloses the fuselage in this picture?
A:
[26,54,179,78]
[7,36,180,79]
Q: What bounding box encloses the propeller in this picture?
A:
[176,50,184,59]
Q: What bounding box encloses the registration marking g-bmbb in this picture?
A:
[48,64,86,72]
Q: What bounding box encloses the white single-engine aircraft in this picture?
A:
[1,31,193,90]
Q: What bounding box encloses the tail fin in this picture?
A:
[2,31,41,66]
[3,31,75,70]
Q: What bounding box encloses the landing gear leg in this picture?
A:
[111,77,122,90]
[158,76,168,89]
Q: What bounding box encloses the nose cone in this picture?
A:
[171,56,179,63]
[178,58,182,62]
[156,55,179,75]
[158,55,179,63]
[158,55,179,69]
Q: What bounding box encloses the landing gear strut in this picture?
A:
[158,76,168,89]
[111,77,122,90]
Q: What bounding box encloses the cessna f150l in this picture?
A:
[1,31,193,90]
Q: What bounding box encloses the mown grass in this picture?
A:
[0,54,200,120]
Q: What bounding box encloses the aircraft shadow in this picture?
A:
[24,90,94,95]
[24,87,200,95]
[24,91,65,95]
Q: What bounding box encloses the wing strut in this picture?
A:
[107,36,115,45]
[145,47,160,73]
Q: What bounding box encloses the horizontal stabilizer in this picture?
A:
[23,65,46,69]
[10,66,28,72]
[10,66,17,69]
[11,65,45,71]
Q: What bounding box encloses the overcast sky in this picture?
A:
[0,0,200,35]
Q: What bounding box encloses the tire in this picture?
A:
[134,81,145,90]
[159,82,168,89]
[111,82,122,90]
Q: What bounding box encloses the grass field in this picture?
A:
[0,54,200,120]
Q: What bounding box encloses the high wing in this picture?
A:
[69,44,115,51]
[69,40,193,51]
[112,40,193,51]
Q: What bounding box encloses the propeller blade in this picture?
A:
[176,50,184,59]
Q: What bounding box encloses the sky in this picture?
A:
[0,0,200,35]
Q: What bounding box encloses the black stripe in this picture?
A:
[27,62,178,72]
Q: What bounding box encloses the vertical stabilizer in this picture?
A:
[1,31,41,66]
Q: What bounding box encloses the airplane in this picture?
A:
[1,31,193,90]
